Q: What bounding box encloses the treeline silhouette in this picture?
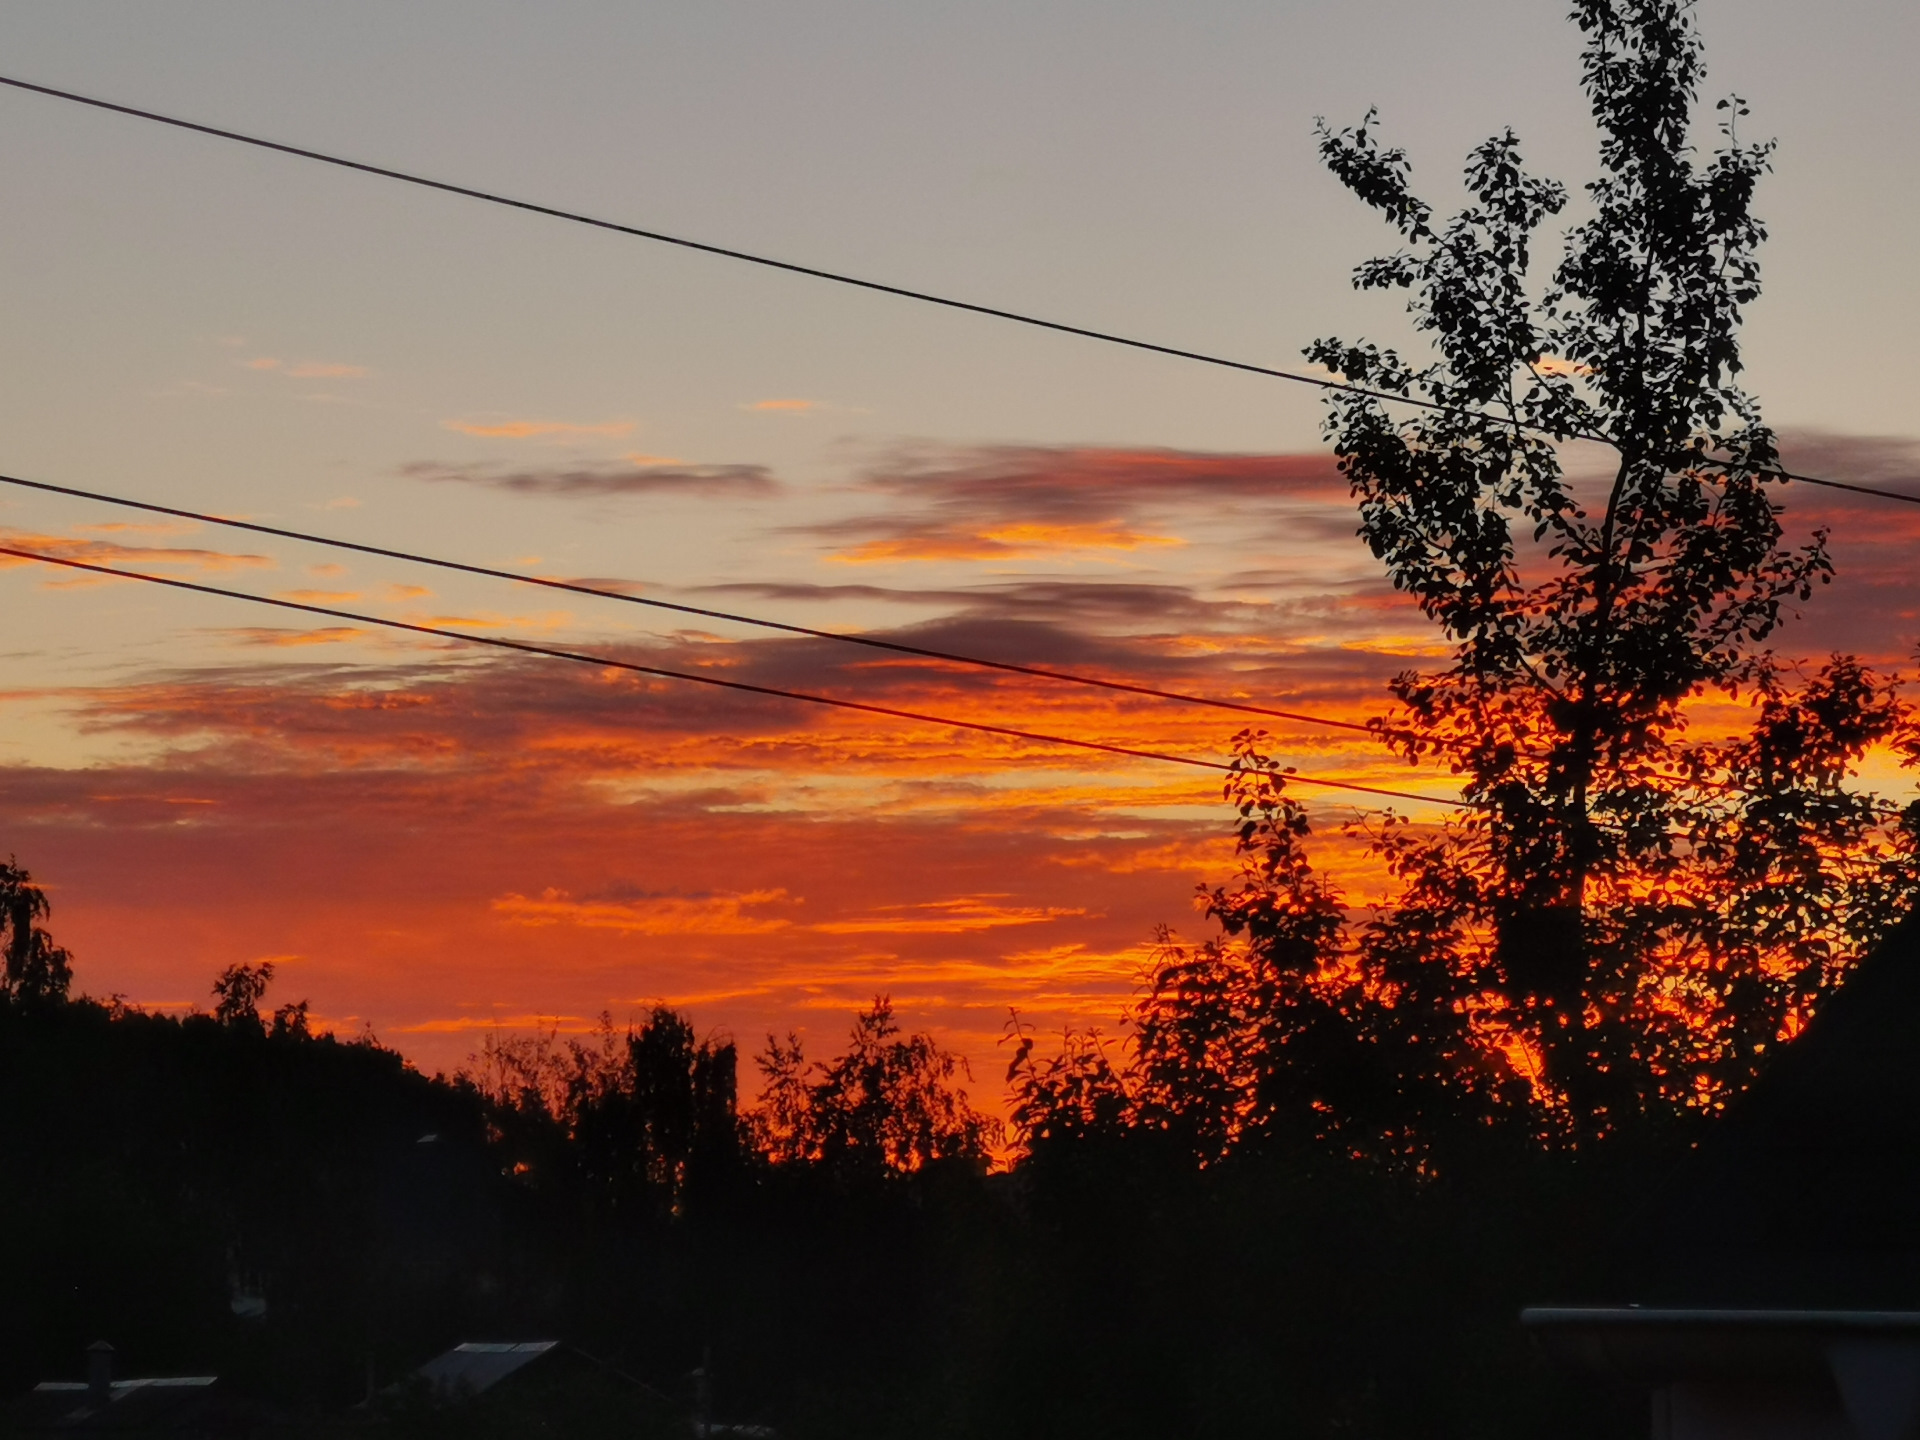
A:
[1,853,1691,1440]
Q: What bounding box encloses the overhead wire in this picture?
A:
[1,73,1915,511]
[0,541,1469,810]
[0,74,1458,424]
[0,473,1856,804]
[0,469,1408,744]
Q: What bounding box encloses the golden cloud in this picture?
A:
[493,887,796,936]
[812,898,1089,935]
[78,521,198,538]
[394,1013,609,1035]
[275,589,362,604]
[221,627,370,648]
[832,522,1183,565]
[0,528,273,577]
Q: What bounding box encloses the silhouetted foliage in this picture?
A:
[0,845,1772,1440]
[0,979,512,1414]
[752,996,1001,1179]
[1013,0,1920,1166]
[211,960,275,1028]
[0,859,72,1006]
[464,1007,743,1219]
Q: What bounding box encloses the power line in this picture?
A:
[1756,465,1920,508]
[0,542,1468,809]
[0,469,1759,805]
[0,469,1404,742]
[0,471,1864,801]
[3,74,1915,512]
[0,74,1452,423]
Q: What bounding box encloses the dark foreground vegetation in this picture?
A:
[4,825,1911,1440]
[0,887,1662,1440]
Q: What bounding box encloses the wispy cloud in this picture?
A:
[742,399,822,413]
[404,460,779,499]
[812,898,1088,935]
[494,886,796,935]
[831,522,1183,564]
[0,528,273,578]
[220,627,370,648]
[394,1013,609,1035]
[802,444,1342,564]
[275,589,362,604]
[78,521,198,538]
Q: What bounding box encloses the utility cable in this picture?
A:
[2,75,1915,511]
[0,471,1861,803]
[0,542,1468,808]
[1750,465,1920,508]
[0,469,1407,742]
[0,74,1455,424]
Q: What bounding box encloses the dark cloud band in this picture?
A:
[404,461,779,499]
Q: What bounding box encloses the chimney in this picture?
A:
[86,1341,113,1409]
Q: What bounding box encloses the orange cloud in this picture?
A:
[78,521,197,537]
[832,522,1183,564]
[493,887,796,936]
[394,1012,609,1035]
[403,609,573,632]
[743,399,820,413]
[442,419,636,440]
[812,898,1089,935]
[222,627,369,648]
[0,633,1459,1101]
[0,529,273,577]
[10,434,1900,1110]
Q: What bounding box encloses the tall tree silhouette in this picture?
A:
[1294,0,1920,1143]
[1018,0,1920,1161]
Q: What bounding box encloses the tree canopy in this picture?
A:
[1013,0,1920,1161]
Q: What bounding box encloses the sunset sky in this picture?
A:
[2,0,1918,1099]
